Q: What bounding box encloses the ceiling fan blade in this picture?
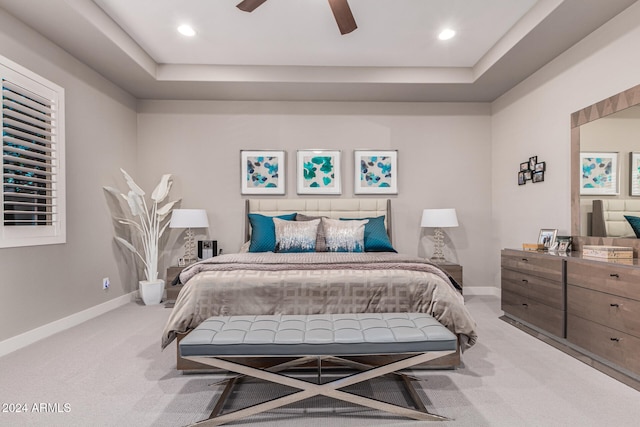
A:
[327,0,357,34]
[236,0,268,13]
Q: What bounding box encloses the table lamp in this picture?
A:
[421,208,458,262]
[169,209,209,265]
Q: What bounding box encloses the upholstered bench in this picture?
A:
[179,312,457,426]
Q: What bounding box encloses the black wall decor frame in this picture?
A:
[518,155,546,185]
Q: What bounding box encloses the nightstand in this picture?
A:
[432,262,463,290]
[166,266,185,302]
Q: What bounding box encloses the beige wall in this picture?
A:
[0,10,138,342]
[3,0,640,347]
[491,1,640,284]
[137,101,494,288]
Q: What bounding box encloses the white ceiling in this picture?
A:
[93,0,537,68]
[0,0,637,102]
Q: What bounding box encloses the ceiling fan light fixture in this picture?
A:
[177,24,196,37]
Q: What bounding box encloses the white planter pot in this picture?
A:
[139,279,165,305]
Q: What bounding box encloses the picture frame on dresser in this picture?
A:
[240,150,286,195]
[354,149,398,194]
[538,228,557,248]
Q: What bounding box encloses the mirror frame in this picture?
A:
[571,82,640,252]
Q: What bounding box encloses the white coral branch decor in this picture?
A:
[106,169,180,282]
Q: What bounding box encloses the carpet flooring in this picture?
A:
[0,295,639,426]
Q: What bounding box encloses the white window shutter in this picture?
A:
[1,56,65,248]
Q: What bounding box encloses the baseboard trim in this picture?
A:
[0,292,136,358]
[463,286,500,297]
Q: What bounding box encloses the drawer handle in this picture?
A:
[522,303,528,307]
[610,303,620,308]
[609,273,620,278]
[521,279,529,283]
[610,337,620,342]
[521,258,529,262]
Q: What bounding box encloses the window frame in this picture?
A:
[1,55,65,248]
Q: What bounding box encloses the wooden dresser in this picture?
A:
[565,257,640,375]
[501,249,565,337]
[501,249,640,388]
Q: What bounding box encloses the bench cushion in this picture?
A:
[179,313,457,357]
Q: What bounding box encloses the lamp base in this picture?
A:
[432,227,447,262]
[178,228,199,266]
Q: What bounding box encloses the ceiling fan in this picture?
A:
[236,0,358,35]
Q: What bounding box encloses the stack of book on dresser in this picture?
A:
[582,245,634,264]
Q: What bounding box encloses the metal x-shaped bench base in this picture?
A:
[186,350,455,426]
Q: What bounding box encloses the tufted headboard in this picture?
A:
[244,198,392,242]
[591,199,640,237]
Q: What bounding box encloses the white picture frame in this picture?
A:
[240,150,286,195]
[538,228,558,249]
[580,151,619,195]
[630,152,640,196]
[296,150,342,195]
[354,149,398,194]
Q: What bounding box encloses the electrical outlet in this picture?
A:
[102,277,110,290]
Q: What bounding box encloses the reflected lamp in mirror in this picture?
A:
[169,209,209,265]
[421,208,459,263]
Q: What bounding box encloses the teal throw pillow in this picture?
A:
[340,216,397,252]
[624,215,640,238]
[248,213,297,252]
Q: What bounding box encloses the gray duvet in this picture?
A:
[161,252,477,350]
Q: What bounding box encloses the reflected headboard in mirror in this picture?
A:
[571,82,640,253]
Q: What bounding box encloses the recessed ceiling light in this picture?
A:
[438,29,456,41]
[177,25,196,37]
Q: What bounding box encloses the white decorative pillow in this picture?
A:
[321,218,368,252]
[273,218,320,253]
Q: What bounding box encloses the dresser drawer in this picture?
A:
[567,285,640,338]
[567,314,640,375]
[502,289,564,337]
[501,250,563,282]
[502,268,563,309]
[501,288,530,320]
[566,260,640,301]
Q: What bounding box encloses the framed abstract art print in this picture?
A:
[296,150,341,195]
[354,150,398,194]
[240,150,285,195]
[579,152,619,195]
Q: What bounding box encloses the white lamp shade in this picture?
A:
[169,209,209,229]
[421,208,458,228]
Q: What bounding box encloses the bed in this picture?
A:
[591,199,640,237]
[161,198,477,370]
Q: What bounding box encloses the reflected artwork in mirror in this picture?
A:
[571,83,640,251]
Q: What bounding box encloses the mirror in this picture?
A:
[571,83,640,251]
